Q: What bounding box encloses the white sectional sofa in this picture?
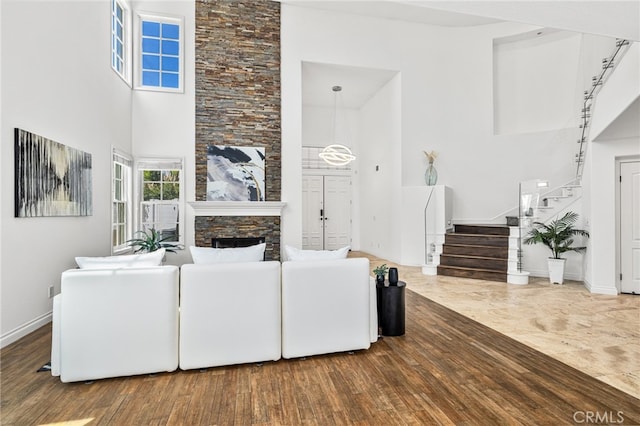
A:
[51,266,179,383]
[51,247,377,382]
[179,261,282,370]
[281,257,377,359]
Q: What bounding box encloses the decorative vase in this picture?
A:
[376,274,385,285]
[425,162,438,186]
[388,267,399,285]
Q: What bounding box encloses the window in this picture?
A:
[112,149,133,253]
[136,13,184,92]
[135,159,184,245]
[111,0,131,84]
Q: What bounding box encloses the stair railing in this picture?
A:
[575,39,631,179]
[458,178,583,226]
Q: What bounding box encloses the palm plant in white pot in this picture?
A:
[523,211,589,284]
[127,228,182,253]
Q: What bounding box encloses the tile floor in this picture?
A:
[354,252,640,399]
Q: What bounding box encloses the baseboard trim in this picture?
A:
[1,311,52,349]
[583,279,619,295]
[527,269,584,282]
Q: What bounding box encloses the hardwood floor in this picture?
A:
[2,286,639,425]
[355,251,640,400]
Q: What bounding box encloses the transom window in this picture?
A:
[136,13,184,92]
[111,0,131,84]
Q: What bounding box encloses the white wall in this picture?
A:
[591,44,640,141]
[585,137,639,294]
[494,31,582,135]
[583,44,640,294]
[0,0,4,343]
[358,75,402,261]
[131,0,195,267]
[281,5,598,256]
[1,0,132,346]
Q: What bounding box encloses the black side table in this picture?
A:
[376,280,406,336]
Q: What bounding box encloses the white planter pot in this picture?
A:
[547,258,566,284]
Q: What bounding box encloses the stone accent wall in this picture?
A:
[194,0,281,259]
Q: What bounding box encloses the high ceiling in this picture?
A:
[290,1,639,40]
[292,0,502,27]
[302,62,398,109]
[292,0,639,108]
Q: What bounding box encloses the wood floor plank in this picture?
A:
[2,290,639,425]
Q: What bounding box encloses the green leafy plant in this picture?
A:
[127,228,182,253]
[373,264,389,276]
[523,211,589,259]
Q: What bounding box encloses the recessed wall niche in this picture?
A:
[493,29,582,135]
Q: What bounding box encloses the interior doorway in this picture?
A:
[302,175,351,250]
[619,159,640,294]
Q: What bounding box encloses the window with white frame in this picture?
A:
[135,159,184,245]
[112,149,133,253]
[135,13,184,92]
[111,0,131,84]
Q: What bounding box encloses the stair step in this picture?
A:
[444,233,509,248]
[437,265,507,283]
[439,254,507,271]
[442,244,509,258]
[453,224,510,236]
[438,224,511,282]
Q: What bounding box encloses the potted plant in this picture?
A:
[373,264,389,285]
[523,211,589,284]
[127,228,182,253]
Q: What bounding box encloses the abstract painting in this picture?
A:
[206,145,265,201]
[14,128,92,217]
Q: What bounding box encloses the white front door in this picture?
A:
[302,175,351,250]
[302,176,324,250]
[620,161,640,294]
[323,176,351,250]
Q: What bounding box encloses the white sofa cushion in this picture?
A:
[189,243,266,264]
[179,261,281,369]
[281,257,372,359]
[75,248,165,269]
[284,245,350,261]
[52,266,179,382]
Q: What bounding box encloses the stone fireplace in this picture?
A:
[191,201,284,260]
[194,1,282,260]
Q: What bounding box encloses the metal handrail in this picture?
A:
[576,39,631,179]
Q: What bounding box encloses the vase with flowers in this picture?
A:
[423,150,438,186]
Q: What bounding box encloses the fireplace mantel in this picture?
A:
[188,201,286,217]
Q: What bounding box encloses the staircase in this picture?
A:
[437,225,510,282]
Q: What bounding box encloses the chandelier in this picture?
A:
[319,86,356,166]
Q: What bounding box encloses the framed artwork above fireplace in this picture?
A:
[206,145,265,201]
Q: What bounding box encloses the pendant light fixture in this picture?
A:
[319,85,356,166]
